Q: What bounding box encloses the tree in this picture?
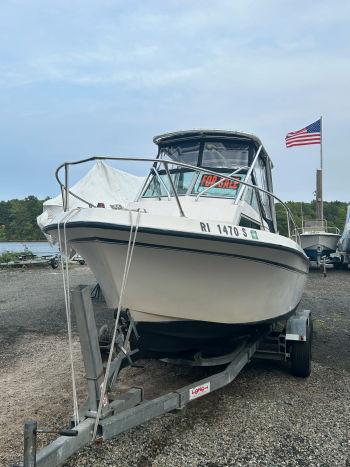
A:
[0,196,47,240]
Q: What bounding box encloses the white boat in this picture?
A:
[298,220,340,263]
[43,130,309,357]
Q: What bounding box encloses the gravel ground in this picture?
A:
[1,266,350,466]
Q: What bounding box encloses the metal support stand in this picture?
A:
[23,421,37,467]
[20,286,313,467]
[323,256,327,277]
[71,285,107,416]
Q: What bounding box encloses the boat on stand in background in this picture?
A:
[286,117,341,267]
[296,169,341,266]
[42,129,309,358]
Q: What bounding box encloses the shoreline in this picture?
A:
[0,240,48,243]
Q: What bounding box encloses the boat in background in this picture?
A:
[42,129,309,358]
[287,119,342,265]
[296,169,341,264]
[298,219,340,263]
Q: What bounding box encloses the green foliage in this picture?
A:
[0,249,34,263]
[0,196,47,241]
[0,196,348,241]
[276,201,348,236]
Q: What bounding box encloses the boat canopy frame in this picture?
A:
[55,156,300,242]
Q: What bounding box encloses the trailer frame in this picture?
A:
[18,285,312,467]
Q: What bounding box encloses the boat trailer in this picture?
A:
[17,286,312,467]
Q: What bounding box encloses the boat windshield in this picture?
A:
[158,141,200,166]
[202,142,249,169]
[142,169,244,199]
[142,138,250,199]
[158,141,249,169]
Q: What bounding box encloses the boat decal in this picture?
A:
[70,236,309,275]
[44,221,309,265]
[189,382,211,400]
[199,222,258,240]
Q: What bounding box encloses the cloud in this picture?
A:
[0,0,349,200]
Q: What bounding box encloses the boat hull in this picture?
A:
[129,313,296,356]
[46,210,308,356]
[300,232,341,260]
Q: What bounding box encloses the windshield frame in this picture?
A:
[157,138,255,168]
[141,167,247,200]
[141,138,262,201]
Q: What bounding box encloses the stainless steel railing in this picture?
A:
[294,225,340,235]
[55,156,301,243]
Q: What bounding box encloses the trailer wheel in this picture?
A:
[50,257,59,269]
[291,320,312,378]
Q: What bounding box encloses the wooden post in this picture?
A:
[316,169,323,222]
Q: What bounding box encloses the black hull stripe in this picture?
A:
[132,305,300,356]
[45,221,309,265]
[71,236,308,275]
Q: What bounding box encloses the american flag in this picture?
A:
[285,119,321,148]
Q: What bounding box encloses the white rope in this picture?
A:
[92,209,142,440]
[57,208,81,427]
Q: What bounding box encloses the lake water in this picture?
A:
[0,241,58,255]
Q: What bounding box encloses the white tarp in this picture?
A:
[37,160,145,236]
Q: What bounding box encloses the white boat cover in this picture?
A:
[37,161,145,241]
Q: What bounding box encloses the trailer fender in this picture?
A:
[285,310,312,342]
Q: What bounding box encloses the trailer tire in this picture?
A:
[50,257,59,269]
[291,321,312,378]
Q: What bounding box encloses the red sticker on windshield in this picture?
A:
[199,174,240,190]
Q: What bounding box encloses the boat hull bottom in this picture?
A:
[304,248,334,261]
[132,312,294,358]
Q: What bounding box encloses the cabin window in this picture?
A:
[253,157,272,220]
[171,170,197,195]
[142,172,171,198]
[142,170,197,198]
[239,216,261,230]
[244,181,259,211]
[202,142,249,169]
[158,142,200,166]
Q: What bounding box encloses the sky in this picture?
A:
[1,0,349,202]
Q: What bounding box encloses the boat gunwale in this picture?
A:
[44,220,310,268]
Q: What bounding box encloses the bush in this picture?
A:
[0,250,34,263]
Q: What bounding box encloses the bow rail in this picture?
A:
[55,156,301,243]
